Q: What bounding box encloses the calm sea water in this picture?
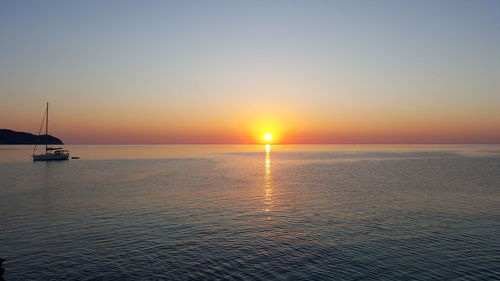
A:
[1,145,499,280]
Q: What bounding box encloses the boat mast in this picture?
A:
[46,102,48,154]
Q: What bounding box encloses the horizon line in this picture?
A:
[24,142,500,145]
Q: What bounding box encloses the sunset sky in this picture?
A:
[1,0,499,144]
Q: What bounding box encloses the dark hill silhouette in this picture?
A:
[0,129,64,144]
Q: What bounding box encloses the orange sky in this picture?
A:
[3,102,498,144]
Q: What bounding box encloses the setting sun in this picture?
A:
[264,133,273,142]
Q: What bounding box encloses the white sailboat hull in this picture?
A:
[33,153,69,161]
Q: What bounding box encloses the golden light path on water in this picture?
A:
[264,144,272,217]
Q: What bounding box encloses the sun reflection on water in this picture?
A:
[264,144,272,216]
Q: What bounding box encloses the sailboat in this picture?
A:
[32,102,70,161]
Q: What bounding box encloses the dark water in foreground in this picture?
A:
[1,145,499,280]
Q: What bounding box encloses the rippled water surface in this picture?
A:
[1,145,499,280]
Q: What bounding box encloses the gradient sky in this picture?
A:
[1,0,499,144]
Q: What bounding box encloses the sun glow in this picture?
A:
[247,116,289,144]
[264,133,273,142]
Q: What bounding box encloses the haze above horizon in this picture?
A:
[1,0,499,144]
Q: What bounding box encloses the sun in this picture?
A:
[264,133,273,142]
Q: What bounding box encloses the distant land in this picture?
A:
[0,129,64,145]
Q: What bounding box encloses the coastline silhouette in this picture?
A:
[0,129,63,145]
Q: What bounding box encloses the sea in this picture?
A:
[1,144,499,280]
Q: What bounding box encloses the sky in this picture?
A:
[1,0,499,144]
